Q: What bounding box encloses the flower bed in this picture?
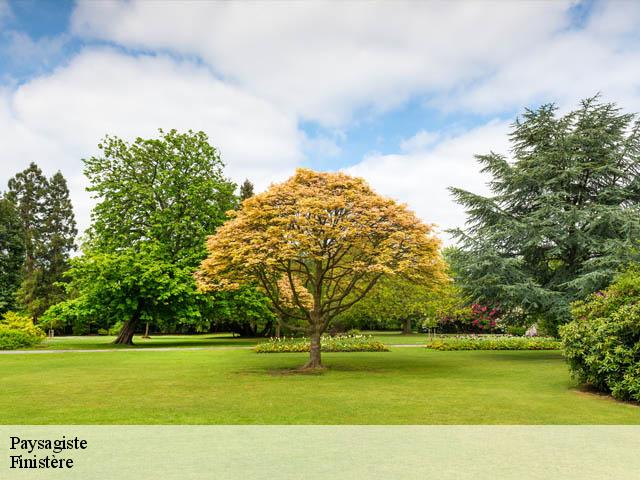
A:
[424,335,560,351]
[255,334,388,353]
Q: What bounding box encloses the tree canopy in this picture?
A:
[45,129,237,343]
[197,168,445,368]
[5,164,77,319]
[0,198,25,313]
[450,96,640,333]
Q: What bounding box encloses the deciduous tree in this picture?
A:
[45,129,236,344]
[197,169,445,369]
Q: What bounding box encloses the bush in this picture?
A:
[255,334,388,353]
[505,325,527,336]
[0,312,45,350]
[560,268,640,403]
[425,335,560,351]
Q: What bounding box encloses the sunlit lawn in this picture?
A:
[1,348,638,424]
[30,331,431,350]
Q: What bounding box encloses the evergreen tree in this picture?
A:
[0,198,25,313]
[239,179,254,202]
[7,165,77,319]
[6,162,47,274]
[450,96,640,334]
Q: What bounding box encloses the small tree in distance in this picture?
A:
[197,169,445,369]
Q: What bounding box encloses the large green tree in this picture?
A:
[450,97,640,333]
[46,129,236,344]
[0,198,25,313]
[7,164,77,319]
[6,162,47,274]
[16,172,77,319]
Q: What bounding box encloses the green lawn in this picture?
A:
[36,333,260,350]
[1,348,637,424]
[30,331,429,350]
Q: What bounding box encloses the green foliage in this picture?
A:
[255,334,388,353]
[505,325,527,336]
[6,164,77,319]
[0,311,44,349]
[425,336,560,351]
[450,97,640,334]
[41,244,205,335]
[338,276,439,332]
[46,130,237,342]
[207,285,276,336]
[239,179,254,202]
[0,198,25,313]
[560,268,640,402]
[85,129,236,262]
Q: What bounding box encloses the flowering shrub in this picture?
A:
[436,303,502,333]
[0,312,45,350]
[255,334,388,353]
[425,335,560,351]
[560,268,640,403]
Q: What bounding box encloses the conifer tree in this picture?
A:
[450,96,640,333]
[0,198,25,313]
[239,179,254,202]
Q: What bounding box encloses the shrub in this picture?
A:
[425,335,560,351]
[560,268,640,403]
[255,334,388,353]
[505,325,527,336]
[0,312,45,350]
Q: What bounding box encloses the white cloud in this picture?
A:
[0,48,303,236]
[400,130,440,153]
[70,1,571,126]
[346,120,511,244]
[438,1,640,114]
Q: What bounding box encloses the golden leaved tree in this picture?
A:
[197,169,445,369]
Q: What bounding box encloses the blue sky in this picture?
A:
[2,0,639,243]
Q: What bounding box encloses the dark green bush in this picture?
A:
[255,334,388,353]
[560,268,640,402]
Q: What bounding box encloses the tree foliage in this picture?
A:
[45,129,236,343]
[6,164,77,319]
[239,179,255,203]
[197,168,445,368]
[450,97,640,334]
[0,198,25,313]
[561,267,640,402]
[6,162,47,273]
[337,276,439,333]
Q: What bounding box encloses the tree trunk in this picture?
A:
[275,321,281,338]
[114,311,141,345]
[303,330,322,369]
[141,322,150,339]
[402,317,412,335]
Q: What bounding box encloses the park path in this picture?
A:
[0,344,423,355]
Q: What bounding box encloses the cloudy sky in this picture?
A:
[2,0,640,243]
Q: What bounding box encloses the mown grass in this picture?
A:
[0,348,637,424]
[30,332,429,350]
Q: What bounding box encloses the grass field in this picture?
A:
[1,347,638,424]
[28,331,429,350]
